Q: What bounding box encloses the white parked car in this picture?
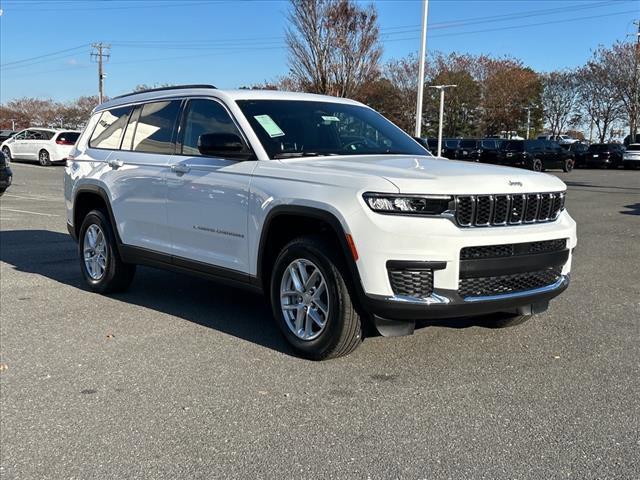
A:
[623,143,640,169]
[64,85,577,359]
[1,128,81,166]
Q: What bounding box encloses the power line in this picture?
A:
[0,44,89,67]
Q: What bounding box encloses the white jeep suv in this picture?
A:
[64,85,576,359]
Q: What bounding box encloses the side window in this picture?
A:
[89,106,132,150]
[25,130,41,140]
[121,106,142,151]
[13,131,27,140]
[132,100,181,154]
[38,130,55,140]
[181,99,245,157]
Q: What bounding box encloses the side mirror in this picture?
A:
[197,133,252,159]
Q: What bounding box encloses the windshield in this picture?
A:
[236,100,429,159]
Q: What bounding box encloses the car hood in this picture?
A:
[289,154,566,195]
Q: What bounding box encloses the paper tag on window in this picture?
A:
[254,115,285,138]
[321,115,340,124]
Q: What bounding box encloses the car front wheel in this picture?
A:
[1,146,11,161]
[270,236,363,360]
[531,158,543,172]
[78,209,136,293]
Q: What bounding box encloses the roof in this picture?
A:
[96,87,365,112]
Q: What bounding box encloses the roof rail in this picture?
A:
[112,84,217,100]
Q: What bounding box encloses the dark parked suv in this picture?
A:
[441,138,460,159]
[498,140,574,172]
[454,138,502,162]
[585,143,625,168]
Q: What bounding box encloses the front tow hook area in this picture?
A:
[515,300,549,316]
[373,316,415,337]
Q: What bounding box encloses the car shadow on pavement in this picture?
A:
[0,229,292,356]
[620,203,640,216]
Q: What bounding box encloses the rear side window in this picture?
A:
[90,106,132,149]
[627,144,640,151]
[56,132,80,145]
[132,100,181,154]
[181,99,244,157]
[459,140,477,148]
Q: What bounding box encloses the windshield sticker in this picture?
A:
[321,115,340,123]
[254,115,285,138]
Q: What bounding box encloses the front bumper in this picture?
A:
[364,274,569,322]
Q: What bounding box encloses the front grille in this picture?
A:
[459,267,562,297]
[388,268,434,298]
[460,239,567,260]
[455,192,565,227]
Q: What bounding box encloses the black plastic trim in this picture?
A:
[386,260,447,271]
[72,185,123,249]
[256,206,364,297]
[460,249,569,278]
[120,245,261,292]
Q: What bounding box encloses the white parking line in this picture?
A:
[4,194,58,201]
[0,208,60,217]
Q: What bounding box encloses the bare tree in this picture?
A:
[576,59,624,143]
[541,71,579,136]
[285,0,382,98]
[598,41,640,140]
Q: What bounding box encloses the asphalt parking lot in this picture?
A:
[0,161,638,479]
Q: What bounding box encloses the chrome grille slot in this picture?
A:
[454,192,564,227]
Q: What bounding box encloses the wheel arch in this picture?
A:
[72,185,122,249]
[256,205,364,300]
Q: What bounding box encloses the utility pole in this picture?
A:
[414,0,429,138]
[9,119,16,130]
[91,43,111,104]
[524,106,533,139]
[430,85,457,157]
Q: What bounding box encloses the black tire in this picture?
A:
[1,146,11,161]
[269,236,363,360]
[38,149,51,166]
[485,311,533,328]
[78,209,136,293]
[562,159,574,173]
[531,158,543,172]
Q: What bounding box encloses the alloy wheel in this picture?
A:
[280,259,329,341]
[83,224,108,280]
[39,150,50,166]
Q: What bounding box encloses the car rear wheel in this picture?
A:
[38,149,51,166]
[562,159,574,172]
[78,209,136,293]
[1,146,11,161]
[270,236,363,360]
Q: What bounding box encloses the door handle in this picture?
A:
[107,159,123,169]
[170,164,191,174]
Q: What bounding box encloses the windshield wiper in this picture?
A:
[272,152,338,159]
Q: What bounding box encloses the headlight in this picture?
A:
[363,193,453,216]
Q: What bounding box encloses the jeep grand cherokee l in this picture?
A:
[64,85,576,360]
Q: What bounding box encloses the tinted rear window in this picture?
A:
[58,132,80,143]
[588,144,611,152]
[459,140,477,148]
[627,144,640,151]
[445,140,459,148]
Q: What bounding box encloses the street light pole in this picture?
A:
[414,0,429,137]
[430,85,457,157]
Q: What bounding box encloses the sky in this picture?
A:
[0,0,638,103]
